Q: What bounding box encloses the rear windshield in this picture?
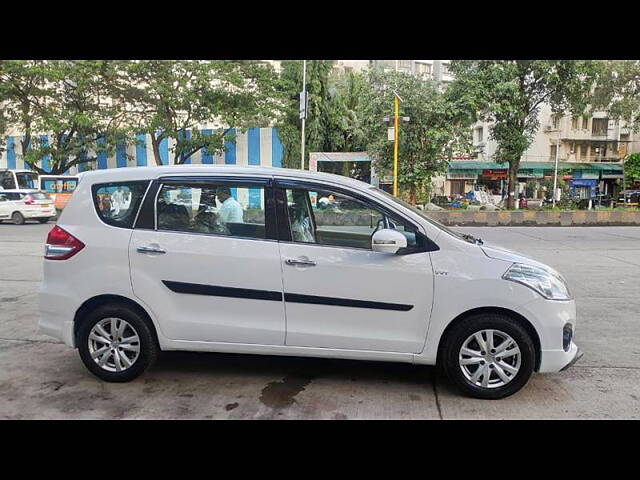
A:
[92,181,149,228]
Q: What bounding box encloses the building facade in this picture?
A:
[0,127,285,174]
[438,103,638,201]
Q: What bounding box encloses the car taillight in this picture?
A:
[44,226,85,260]
[24,194,34,205]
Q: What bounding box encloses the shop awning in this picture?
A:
[447,161,623,178]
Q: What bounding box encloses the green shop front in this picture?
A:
[446,161,623,199]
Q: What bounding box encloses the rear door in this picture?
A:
[275,180,436,353]
[0,193,10,219]
[129,176,286,345]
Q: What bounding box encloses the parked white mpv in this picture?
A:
[39,166,581,399]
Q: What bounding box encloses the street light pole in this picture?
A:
[300,60,307,170]
[393,93,400,197]
[552,116,561,208]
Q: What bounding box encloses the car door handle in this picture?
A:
[137,246,166,254]
[285,258,316,267]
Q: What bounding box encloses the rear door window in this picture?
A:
[155,182,270,240]
[92,181,150,228]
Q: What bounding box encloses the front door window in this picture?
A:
[284,187,420,250]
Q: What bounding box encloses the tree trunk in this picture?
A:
[150,135,163,166]
[507,162,519,209]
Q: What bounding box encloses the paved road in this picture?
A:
[1,222,639,419]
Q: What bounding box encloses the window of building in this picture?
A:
[441,62,450,75]
[416,62,432,76]
[550,145,558,159]
[582,116,590,130]
[476,127,484,143]
[552,115,561,129]
[92,181,150,229]
[571,117,578,129]
[284,187,421,250]
[592,118,609,136]
[155,183,267,239]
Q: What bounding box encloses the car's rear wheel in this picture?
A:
[77,304,158,382]
[441,313,535,399]
[12,212,25,225]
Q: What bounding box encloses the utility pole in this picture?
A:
[552,116,561,208]
[300,60,307,170]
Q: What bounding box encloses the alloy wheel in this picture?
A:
[459,329,522,389]
[88,318,141,372]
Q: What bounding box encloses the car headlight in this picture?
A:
[502,263,572,301]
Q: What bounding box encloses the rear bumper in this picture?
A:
[38,282,77,348]
[22,208,56,218]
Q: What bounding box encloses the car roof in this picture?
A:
[78,165,373,191]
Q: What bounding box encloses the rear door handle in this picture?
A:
[137,246,166,254]
[285,258,316,267]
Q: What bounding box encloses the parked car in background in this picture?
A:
[614,190,640,208]
[0,190,56,224]
[0,168,39,191]
[39,166,581,399]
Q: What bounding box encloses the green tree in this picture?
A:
[108,60,279,166]
[359,69,473,204]
[625,153,640,186]
[591,61,640,128]
[0,60,126,174]
[275,60,338,169]
[448,60,598,208]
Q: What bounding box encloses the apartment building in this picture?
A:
[440,101,638,201]
[331,60,453,85]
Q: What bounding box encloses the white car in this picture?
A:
[38,166,581,399]
[0,190,57,224]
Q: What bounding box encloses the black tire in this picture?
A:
[441,313,535,399]
[12,212,25,225]
[77,303,159,382]
[37,218,51,224]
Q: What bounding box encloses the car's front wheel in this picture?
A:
[77,304,159,382]
[441,313,535,399]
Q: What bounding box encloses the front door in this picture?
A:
[276,181,434,353]
[129,177,286,345]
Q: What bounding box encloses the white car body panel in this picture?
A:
[38,165,579,375]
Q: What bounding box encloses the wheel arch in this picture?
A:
[436,306,542,372]
[73,294,160,349]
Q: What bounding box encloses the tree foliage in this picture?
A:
[359,70,473,203]
[448,60,598,208]
[107,60,280,166]
[0,60,127,174]
[625,153,640,185]
[275,60,337,169]
[591,60,640,129]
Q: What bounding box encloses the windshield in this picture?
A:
[370,186,483,244]
[16,172,39,189]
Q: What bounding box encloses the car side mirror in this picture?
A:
[371,229,407,254]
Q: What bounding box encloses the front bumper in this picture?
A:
[560,347,584,372]
[539,341,582,372]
